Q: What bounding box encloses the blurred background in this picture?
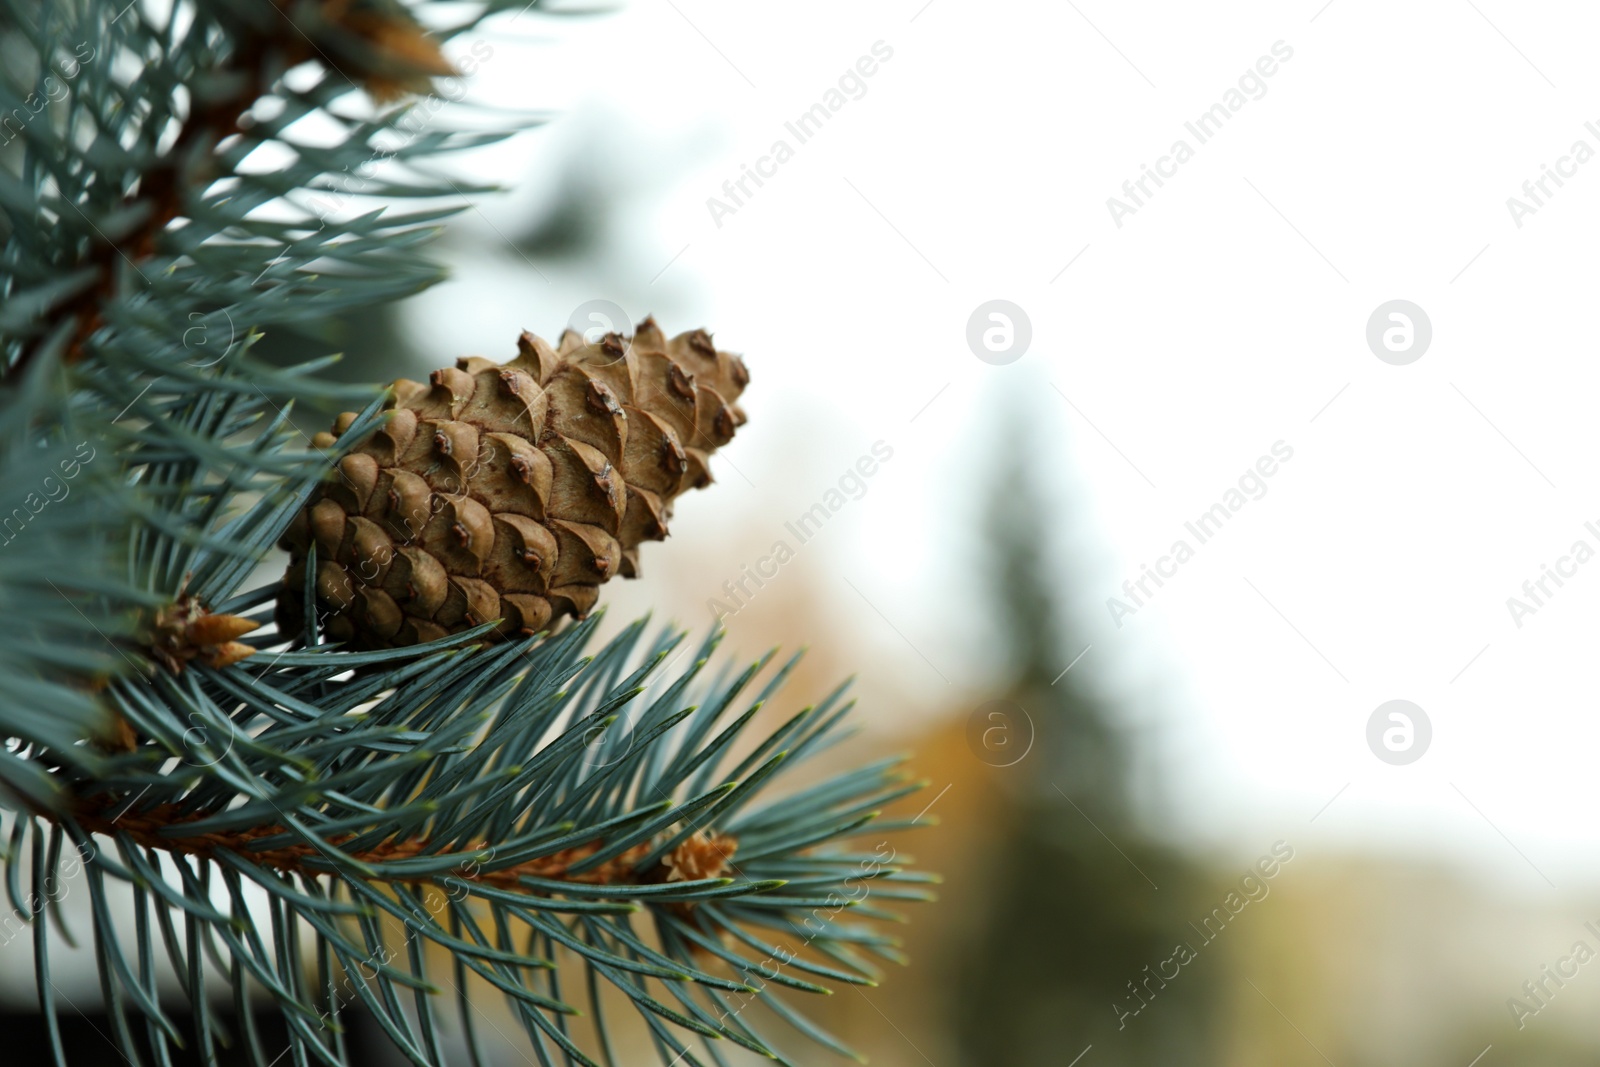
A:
[15,0,1600,1063]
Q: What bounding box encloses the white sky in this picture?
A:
[406,0,1600,895]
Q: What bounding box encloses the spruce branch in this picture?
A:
[0,3,933,1064]
[8,0,464,374]
[15,616,930,1066]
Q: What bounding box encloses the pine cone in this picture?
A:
[277,319,748,649]
[295,0,458,103]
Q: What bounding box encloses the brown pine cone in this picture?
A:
[277,319,748,649]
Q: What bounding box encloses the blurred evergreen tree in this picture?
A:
[954,395,1219,1067]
